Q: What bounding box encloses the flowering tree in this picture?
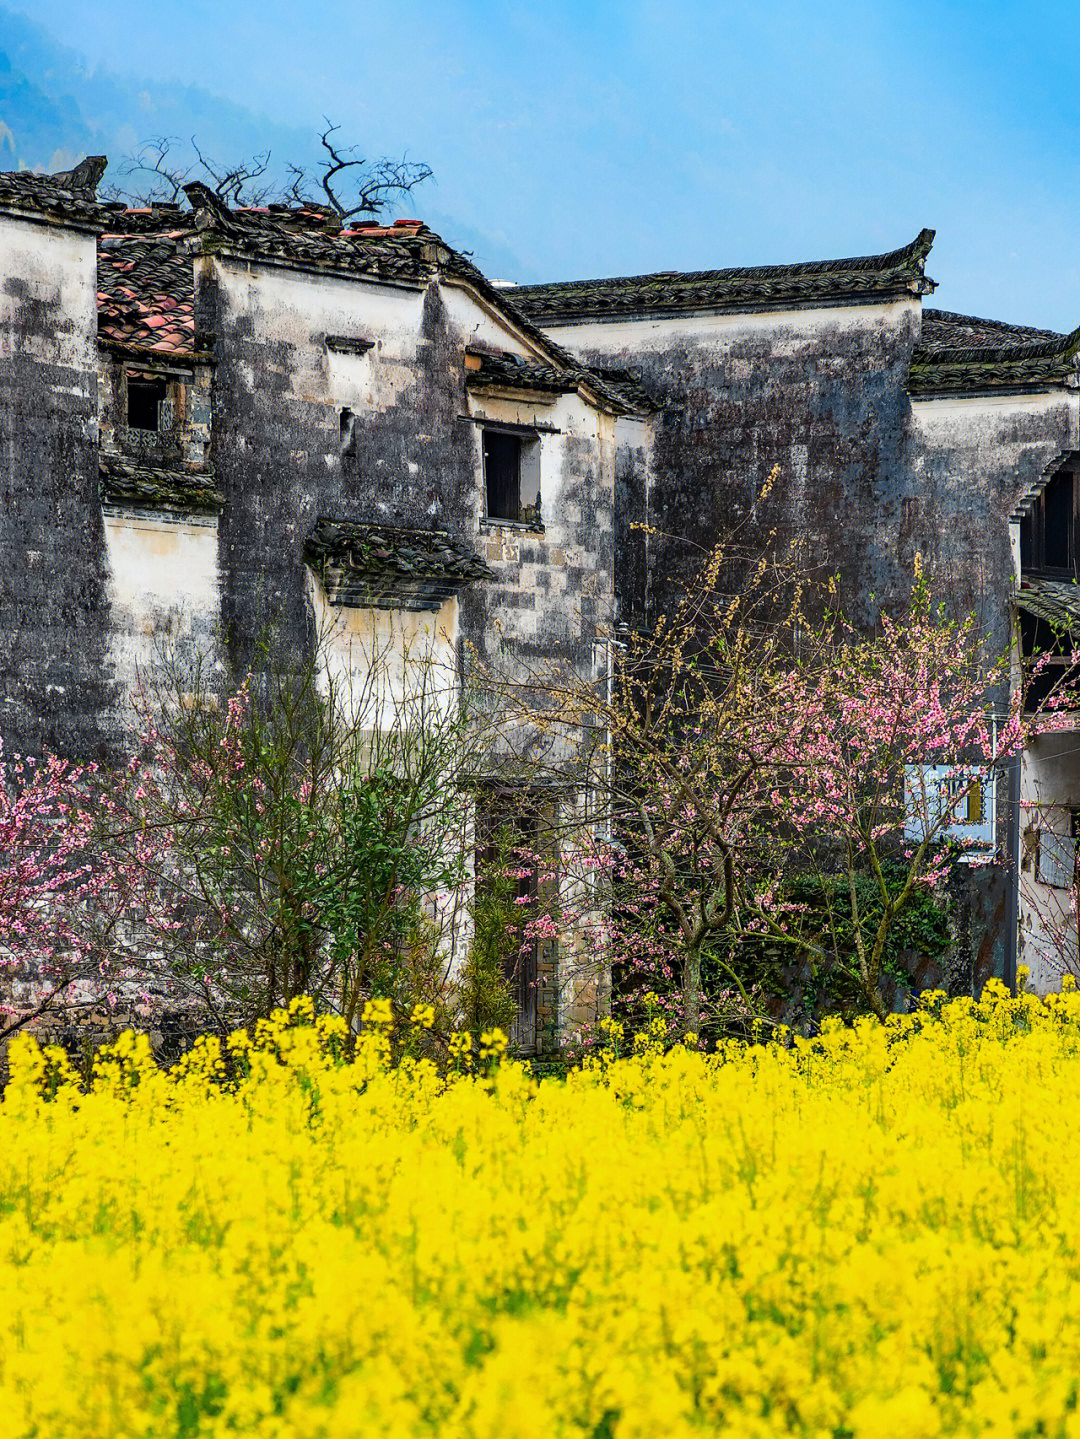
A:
[503,536,829,1037]
[0,748,136,1038]
[103,633,484,1031]
[509,544,1076,1036]
[755,567,1027,1020]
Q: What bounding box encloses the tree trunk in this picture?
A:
[682,946,702,1035]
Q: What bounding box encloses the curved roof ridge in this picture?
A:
[517,230,936,295]
[0,160,107,228]
[918,325,1080,367]
[511,230,936,322]
[923,307,1064,344]
[909,322,1080,396]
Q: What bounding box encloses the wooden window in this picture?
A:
[483,428,541,526]
[1021,463,1080,578]
[127,375,167,432]
[1037,830,1078,888]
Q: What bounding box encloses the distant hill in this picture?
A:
[0,6,314,180]
[0,6,525,280]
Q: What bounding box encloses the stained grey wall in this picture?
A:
[0,213,115,758]
[544,297,1080,993]
[198,254,614,687]
[545,300,927,627]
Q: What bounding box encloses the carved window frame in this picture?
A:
[1021,458,1080,580]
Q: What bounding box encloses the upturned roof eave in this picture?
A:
[510,229,937,325]
[525,281,936,328]
[908,326,1080,398]
[0,196,104,234]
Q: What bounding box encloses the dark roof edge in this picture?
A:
[97,338,211,367]
[908,326,1080,397]
[510,229,936,323]
[438,271,650,416]
[0,159,107,231]
[188,234,429,290]
[99,455,222,513]
[923,308,1065,347]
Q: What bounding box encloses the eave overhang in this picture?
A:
[306,518,494,612]
[909,327,1080,398]
[99,455,222,514]
[0,159,107,233]
[1015,578,1080,631]
[510,230,936,325]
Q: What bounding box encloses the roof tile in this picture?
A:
[306,518,494,612]
[510,231,937,323]
[910,309,1080,395]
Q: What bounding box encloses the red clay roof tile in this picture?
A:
[97,230,195,356]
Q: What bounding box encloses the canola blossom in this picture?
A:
[4,987,1080,1437]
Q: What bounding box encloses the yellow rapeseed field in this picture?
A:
[3,982,1080,1438]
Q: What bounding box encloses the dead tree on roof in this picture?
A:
[103,122,432,218]
[282,121,433,221]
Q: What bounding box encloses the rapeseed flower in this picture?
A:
[1,986,1080,1434]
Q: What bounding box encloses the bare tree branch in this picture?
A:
[102,121,433,220]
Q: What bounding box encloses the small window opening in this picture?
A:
[339,407,356,458]
[127,376,166,432]
[1021,464,1080,578]
[483,428,540,526]
[1037,828,1078,889]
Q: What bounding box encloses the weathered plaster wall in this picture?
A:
[550,302,1079,636]
[102,509,221,707]
[908,393,1078,992]
[464,384,615,681]
[308,572,458,726]
[1019,731,1080,990]
[0,213,115,758]
[198,253,613,712]
[196,259,436,665]
[909,391,1078,651]
[544,300,923,625]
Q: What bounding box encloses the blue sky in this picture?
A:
[4,0,1080,328]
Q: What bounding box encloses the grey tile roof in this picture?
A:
[466,351,588,395]
[0,157,106,229]
[919,309,1064,354]
[909,309,1080,396]
[306,518,494,612]
[183,183,439,286]
[588,365,662,413]
[509,230,937,322]
[464,352,661,415]
[99,454,221,512]
[1016,578,1080,630]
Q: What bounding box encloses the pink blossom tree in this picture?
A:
[754,567,1028,1020]
[503,536,828,1037]
[509,547,1076,1035]
[0,747,138,1038]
